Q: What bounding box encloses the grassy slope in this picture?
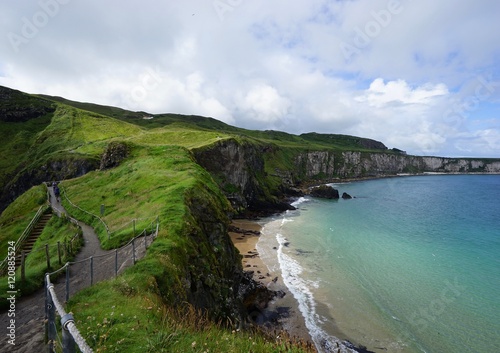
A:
[59,142,311,352]
[0,89,398,352]
[0,185,47,256]
[0,114,53,187]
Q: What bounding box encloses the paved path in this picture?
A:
[0,186,152,353]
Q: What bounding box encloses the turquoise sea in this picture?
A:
[257,175,500,353]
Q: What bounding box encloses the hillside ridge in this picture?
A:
[1,84,499,352]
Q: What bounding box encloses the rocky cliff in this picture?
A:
[0,156,99,213]
[194,141,500,213]
[193,139,294,215]
[297,151,500,179]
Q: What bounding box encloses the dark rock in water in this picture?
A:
[342,192,353,199]
[309,185,340,199]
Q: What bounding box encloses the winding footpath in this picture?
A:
[1,187,150,353]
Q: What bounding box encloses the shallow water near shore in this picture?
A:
[257,175,500,353]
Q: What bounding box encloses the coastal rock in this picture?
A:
[342,192,353,199]
[193,138,295,215]
[309,185,340,199]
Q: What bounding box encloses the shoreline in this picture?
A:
[229,219,313,343]
[300,171,500,190]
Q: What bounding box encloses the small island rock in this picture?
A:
[309,185,340,199]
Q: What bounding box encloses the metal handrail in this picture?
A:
[43,218,159,352]
[46,274,94,353]
[0,204,49,274]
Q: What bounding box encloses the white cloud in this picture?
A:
[238,84,291,123]
[359,78,448,107]
[0,0,499,157]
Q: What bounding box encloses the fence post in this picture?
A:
[90,257,94,286]
[133,219,136,237]
[57,241,62,265]
[45,244,51,270]
[20,251,26,283]
[115,249,118,277]
[61,313,76,353]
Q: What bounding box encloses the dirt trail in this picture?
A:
[0,187,152,353]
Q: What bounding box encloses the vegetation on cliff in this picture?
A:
[1,85,499,351]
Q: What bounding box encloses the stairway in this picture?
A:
[15,211,53,267]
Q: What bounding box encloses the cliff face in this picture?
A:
[194,141,500,213]
[295,151,500,179]
[179,185,246,321]
[0,156,99,213]
[193,139,292,214]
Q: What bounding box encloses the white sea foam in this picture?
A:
[291,196,311,207]
[275,231,358,353]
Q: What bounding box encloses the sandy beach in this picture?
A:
[229,219,312,343]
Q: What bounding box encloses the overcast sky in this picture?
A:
[1,0,499,157]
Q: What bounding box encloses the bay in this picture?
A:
[257,175,500,353]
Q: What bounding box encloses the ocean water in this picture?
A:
[257,175,500,353]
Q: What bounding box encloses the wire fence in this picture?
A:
[58,185,110,237]
[59,185,159,242]
[45,219,159,353]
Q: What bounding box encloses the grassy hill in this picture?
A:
[0,85,433,352]
[3,85,500,352]
[1,86,394,214]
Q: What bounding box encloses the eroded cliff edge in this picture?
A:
[193,138,500,214]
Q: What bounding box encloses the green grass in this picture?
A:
[28,105,143,160]
[60,144,203,249]
[24,215,82,273]
[67,271,315,353]
[128,123,231,149]
[0,185,47,257]
[3,85,447,353]
[0,115,53,186]
[56,140,308,352]
[0,214,82,309]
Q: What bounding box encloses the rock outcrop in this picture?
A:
[309,185,340,199]
[342,192,353,199]
[100,142,129,170]
[193,139,294,215]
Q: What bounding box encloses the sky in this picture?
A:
[1,0,500,157]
